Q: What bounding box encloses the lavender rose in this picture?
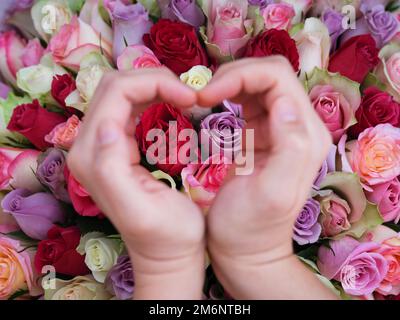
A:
[247,0,273,8]
[0,81,10,99]
[158,0,205,28]
[293,198,322,245]
[109,1,153,62]
[105,255,134,300]
[313,160,328,190]
[322,9,345,51]
[222,100,243,118]
[1,188,66,240]
[36,148,70,203]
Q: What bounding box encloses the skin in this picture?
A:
[68,57,337,300]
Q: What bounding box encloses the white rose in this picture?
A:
[16,65,54,98]
[44,276,113,300]
[180,66,213,91]
[77,232,123,283]
[76,64,107,102]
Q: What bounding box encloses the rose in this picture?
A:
[0,196,19,234]
[292,198,322,245]
[375,42,400,102]
[180,65,213,120]
[34,226,89,277]
[200,108,246,156]
[16,65,56,99]
[181,154,230,211]
[0,235,40,299]
[31,0,72,40]
[0,81,10,99]
[309,85,356,143]
[0,148,42,192]
[44,275,112,300]
[349,87,400,138]
[49,16,112,71]
[293,18,331,76]
[282,0,312,24]
[262,3,295,31]
[322,9,345,52]
[244,29,300,71]
[21,39,44,68]
[135,102,197,176]
[311,0,362,17]
[117,45,161,71]
[1,188,66,240]
[75,64,107,104]
[159,0,205,28]
[108,1,153,62]
[143,19,209,75]
[366,177,400,223]
[65,167,102,217]
[200,0,253,60]
[0,31,25,87]
[51,74,81,117]
[328,34,380,83]
[45,115,81,150]
[77,232,124,283]
[36,148,70,203]
[318,236,388,296]
[7,99,67,150]
[105,255,134,300]
[347,124,400,187]
[313,160,328,190]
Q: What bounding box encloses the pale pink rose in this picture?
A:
[319,192,352,237]
[0,235,41,299]
[310,85,355,143]
[283,0,312,24]
[366,177,400,223]
[0,147,24,190]
[203,0,253,58]
[117,45,162,71]
[0,30,25,86]
[21,39,44,68]
[262,3,295,30]
[181,155,230,212]
[347,124,400,187]
[45,115,81,150]
[386,53,400,95]
[49,16,112,71]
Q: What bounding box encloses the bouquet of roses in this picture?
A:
[0,0,399,300]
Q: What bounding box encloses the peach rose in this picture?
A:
[262,3,295,31]
[49,16,112,71]
[45,115,81,150]
[347,124,400,187]
[0,236,41,299]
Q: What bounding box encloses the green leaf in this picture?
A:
[361,73,387,91]
[387,0,400,12]
[384,222,400,233]
[67,0,85,12]
[8,289,29,300]
[3,230,37,244]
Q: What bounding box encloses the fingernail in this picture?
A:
[98,122,119,146]
[278,103,298,123]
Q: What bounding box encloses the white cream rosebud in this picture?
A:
[76,64,107,102]
[16,65,54,98]
[180,65,213,91]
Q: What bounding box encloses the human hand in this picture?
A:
[68,68,205,299]
[198,57,336,299]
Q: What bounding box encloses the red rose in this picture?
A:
[135,103,196,176]
[244,29,300,71]
[65,167,102,217]
[34,225,89,276]
[51,74,82,118]
[143,19,209,75]
[349,87,400,138]
[7,99,67,150]
[329,34,380,83]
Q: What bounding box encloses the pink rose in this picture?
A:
[202,0,253,58]
[21,39,44,68]
[262,3,295,30]
[117,45,162,71]
[376,44,400,102]
[367,177,400,223]
[376,236,400,296]
[0,31,25,87]
[310,85,356,143]
[319,192,351,237]
[45,115,81,151]
[0,235,41,299]
[386,53,400,97]
[181,155,230,212]
[0,148,42,192]
[347,124,400,187]
[318,236,388,296]
[49,16,112,71]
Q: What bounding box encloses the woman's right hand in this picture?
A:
[198,57,336,299]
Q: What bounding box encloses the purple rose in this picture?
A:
[200,110,246,159]
[158,0,205,28]
[222,100,243,118]
[248,0,274,8]
[322,9,345,51]
[1,188,66,240]
[313,160,328,190]
[105,255,134,300]
[0,81,10,99]
[293,198,321,245]
[109,1,153,62]
[36,148,70,203]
